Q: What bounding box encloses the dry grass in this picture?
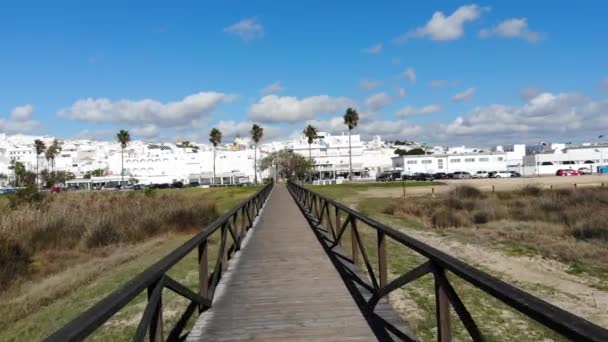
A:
[0,190,218,289]
[385,185,608,273]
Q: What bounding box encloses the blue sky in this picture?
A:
[1,1,607,146]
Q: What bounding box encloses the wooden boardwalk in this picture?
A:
[188,184,380,341]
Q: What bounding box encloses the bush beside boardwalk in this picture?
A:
[0,186,258,341]
[310,182,608,339]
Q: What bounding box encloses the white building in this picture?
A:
[392,152,512,175]
[523,144,608,175]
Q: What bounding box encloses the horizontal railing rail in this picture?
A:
[46,181,274,342]
[287,180,608,342]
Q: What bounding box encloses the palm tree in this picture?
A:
[209,128,223,186]
[343,107,359,181]
[45,139,61,173]
[34,139,46,188]
[250,124,264,184]
[303,125,318,182]
[116,130,131,185]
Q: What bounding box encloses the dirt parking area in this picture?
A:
[361,174,608,198]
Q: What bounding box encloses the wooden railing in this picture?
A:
[287,180,608,342]
[46,182,274,342]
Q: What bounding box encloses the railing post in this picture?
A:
[351,218,359,265]
[221,225,228,273]
[148,283,163,342]
[377,231,387,289]
[198,241,209,311]
[241,206,246,238]
[434,267,452,342]
[335,206,342,247]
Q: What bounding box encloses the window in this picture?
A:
[422,160,432,164]
[451,158,461,163]
[541,161,553,165]
[407,160,418,164]
[497,157,504,161]
[438,159,444,169]
[479,157,489,162]
[465,158,475,163]
[563,161,575,165]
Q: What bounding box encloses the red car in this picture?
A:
[50,186,63,193]
[556,169,580,176]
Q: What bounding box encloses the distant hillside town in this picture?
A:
[1,132,607,187]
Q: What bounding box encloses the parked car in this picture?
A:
[556,169,580,176]
[0,187,16,195]
[509,171,522,177]
[578,167,592,175]
[376,172,393,182]
[432,172,449,180]
[488,171,498,178]
[493,171,512,178]
[189,181,201,187]
[472,171,489,178]
[50,186,63,193]
[452,171,472,179]
[411,173,434,181]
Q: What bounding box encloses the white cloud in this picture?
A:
[401,67,416,83]
[360,79,382,91]
[261,81,284,95]
[248,94,354,123]
[1,104,40,134]
[479,18,542,43]
[451,87,476,102]
[428,80,458,88]
[224,18,264,41]
[444,92,608,141]
[396,104,442,117]
[365,92,391,112]
[214,120,282,141]
[58,92,236,128]
[398,88,407,97]
[306,116,421,140]
[520,86,543,101]
[10,104,34,121]
[362,43,383,54]
[397,5,485,42]
[132,124,160,139]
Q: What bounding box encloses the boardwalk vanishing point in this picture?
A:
[188,184,401,341]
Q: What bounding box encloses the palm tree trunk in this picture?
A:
[348,130,352,181]
[121,148,124,185]
[213,146,216,186]
[254,144,258,185]
[309,144,312,182]
[36,156,39,188]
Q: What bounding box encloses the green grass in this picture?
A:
[307,181,440,199]
[0,186,257,341]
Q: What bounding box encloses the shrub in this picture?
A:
[8,187,47,209]
[0,235,31,286]
[472,210,493,224]
[431,208,470,228]
[567,216,608,242]
[450,185,483,199]
[84,219,121,248]
[143,187,156,197]
[521,184,542,197]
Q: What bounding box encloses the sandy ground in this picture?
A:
[394,226,608,328]
[362,174,608,198]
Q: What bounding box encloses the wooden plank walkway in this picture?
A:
[187,184,378,341]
